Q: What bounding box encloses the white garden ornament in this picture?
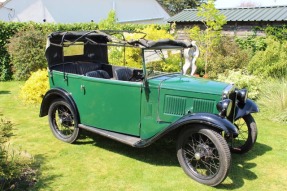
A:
[183,41,199,76]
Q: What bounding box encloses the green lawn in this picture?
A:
[0,81,286,191]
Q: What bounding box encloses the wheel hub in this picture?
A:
[194,152,201,160]
[195,144,212,160]
[58,112,72,127]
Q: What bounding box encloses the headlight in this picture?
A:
[216,99,233,117]
[237,89,248,103]
[222,84,235,99]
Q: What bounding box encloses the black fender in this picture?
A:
[136,113,238,148]
[169,113,239,135]
[235,99,259,120]
[39,88,80,122]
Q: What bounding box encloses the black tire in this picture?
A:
[230,114,257,154]
[48,100,80,143]
[176,126,231,186]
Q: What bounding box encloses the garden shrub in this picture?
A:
[127,25,174,68]
[0,21,100,81]
[258,78,287,124]
[0,22,25,81]
[7,26,47,80]
[247,37,287,78]
[0,119,13,144]
[264,25,287,41]
[188,1,226,76]
[109,25,174,69]
[216,69,261,100]
[98,11,120,30]
[189,35,251,78]
[0,55,13,81]
[188,5,251,78]
[235,36,266,54]
[19,69,49,104]
[207,36,251,78]
[0,118,36,190]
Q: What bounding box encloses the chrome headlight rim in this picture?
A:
[222,84,235,99]
[237,88,248,104]
[216,99,233,117]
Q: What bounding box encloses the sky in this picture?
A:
[215,0,287,8]
[1,0,287,8]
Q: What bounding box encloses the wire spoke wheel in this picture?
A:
[184,133,220,177]
[53,105,75,138]
[48,100,80,143]
[230,114,257,154]
[177,126,230,186]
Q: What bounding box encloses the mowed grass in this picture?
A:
[0,81,287,191]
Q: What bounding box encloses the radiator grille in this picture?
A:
[193,99,215,113]
[164,96,186,115]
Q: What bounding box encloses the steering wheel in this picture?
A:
[128,70,144,82]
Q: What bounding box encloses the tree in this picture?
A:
[7,25,47,80]
[158,0,207,15]
[189,0,227,76]
[98,10,120,30]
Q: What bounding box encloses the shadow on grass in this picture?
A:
[31,154,62,191]
[78,132,272,189]
[217,141,272,189]
[78,131,179,166]
[0,91,10,95]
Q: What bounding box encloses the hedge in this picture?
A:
[0,20,170,81]
[0,21,102,80]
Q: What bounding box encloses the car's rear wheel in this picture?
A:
[176,126,231,186]
[48,100,80,143]
[230,114,257,154]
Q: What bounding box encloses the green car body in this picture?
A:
[40,31,259,186]
[48,70,228,139]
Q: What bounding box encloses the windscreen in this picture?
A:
[144,49,183,78]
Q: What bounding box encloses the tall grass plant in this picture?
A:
[0,118,36,190]
[216,69,261,100]
[258,78,287,123]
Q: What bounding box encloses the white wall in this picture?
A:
[0,0,170,23]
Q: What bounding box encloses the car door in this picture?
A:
[76,77,142,136]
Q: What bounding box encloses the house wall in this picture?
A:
[173,21,287,39]
[0,0,170,24]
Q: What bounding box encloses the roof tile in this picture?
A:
[167,6,287,23]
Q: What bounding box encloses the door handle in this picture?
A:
[80,85,86,95]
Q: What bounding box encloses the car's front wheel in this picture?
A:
[230,114,257,154]
[48,99,80,143]
[176,126,231,186]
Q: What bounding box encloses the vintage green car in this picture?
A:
[40,31,258,186]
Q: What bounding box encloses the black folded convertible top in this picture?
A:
[48,31,110,44]
[128,39,194,49]
[47,30,193,49]
[45,30,194,66]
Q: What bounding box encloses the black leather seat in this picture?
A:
[51,63,78,74]
[114,68,133,81]
[86,70,110,79]
[77,62,102,75]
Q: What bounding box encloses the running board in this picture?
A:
[78,124,142,147]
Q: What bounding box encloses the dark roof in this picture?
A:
[167,6,287,23]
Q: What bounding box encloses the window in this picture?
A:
[63,42,84,56]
